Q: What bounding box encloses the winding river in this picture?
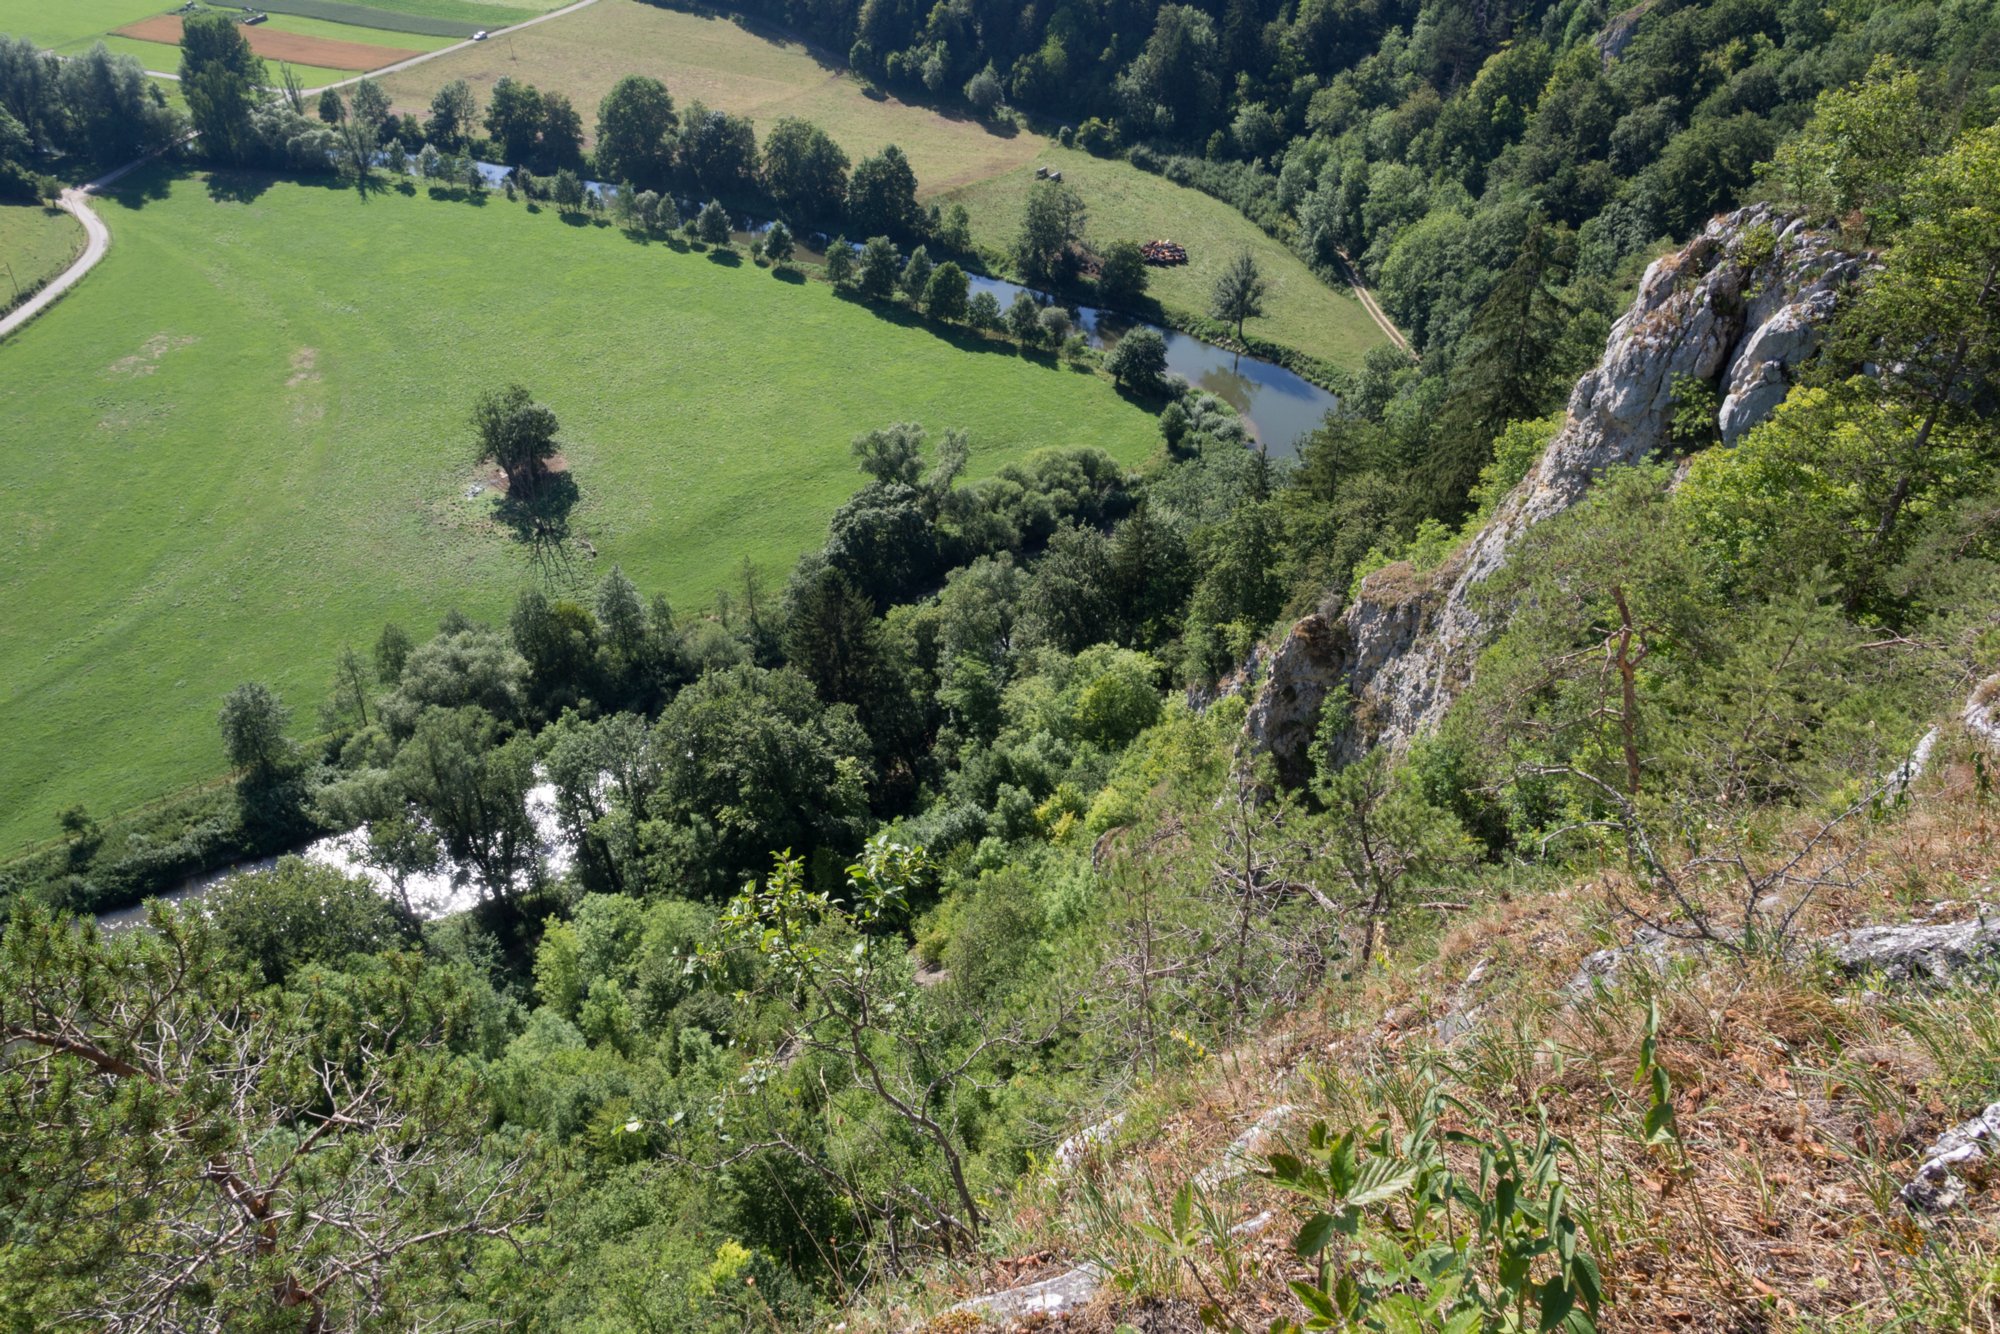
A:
[453,160,1341,457]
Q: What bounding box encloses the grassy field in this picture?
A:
[0,0,167,49]
[945,146,1387,368]
[254,12,459,54]
[376,0,1387,366]
[0,166,1160,851]
[379,1,1043,196]
[0,0,552,48]
[0,0,456,86]
[0,203,85,301]
[82,30,363,85]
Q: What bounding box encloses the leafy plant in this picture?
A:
[1261,1097,1603,1332]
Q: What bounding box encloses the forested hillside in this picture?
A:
[3,0,1999,1330]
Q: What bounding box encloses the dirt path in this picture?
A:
[1333,248,1415,359]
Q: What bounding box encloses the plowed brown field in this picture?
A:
[115,15,422,71]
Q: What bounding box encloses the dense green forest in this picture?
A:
[4,0,2000,1329]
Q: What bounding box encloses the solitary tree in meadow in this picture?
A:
[1210,250,1266,341]
[472,384,561,496]
[1015,179,1087,284]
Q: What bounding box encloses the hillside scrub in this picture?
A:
[3,15,2000,1334]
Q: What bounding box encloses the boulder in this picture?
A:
[1826,913,2000,983]
[1903,1102,2000,1214]
[949,1263,1106,1326]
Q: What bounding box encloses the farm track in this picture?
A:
[0,158,136,342]
[6,0,600,339]
[1333,247,1415,358]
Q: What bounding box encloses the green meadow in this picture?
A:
[378,0,1388,364]
[0,168,1160,851]
[1,202,84,298]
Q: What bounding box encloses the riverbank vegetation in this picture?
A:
[371,0,1392,362]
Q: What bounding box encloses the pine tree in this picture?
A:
[1424,214,1577,519]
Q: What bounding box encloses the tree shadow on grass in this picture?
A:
[833,290,1062,365]
[706,249,742,266]
[206,170,274,204]
[494,471,585,590]
[771,267,805,284]
[101,166,174,211]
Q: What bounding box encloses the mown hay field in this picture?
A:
[0,167,1160,850]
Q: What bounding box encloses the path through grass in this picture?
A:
[0,167,1159,850]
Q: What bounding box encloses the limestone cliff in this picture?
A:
[1248,207,1864,784]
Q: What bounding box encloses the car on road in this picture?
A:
[473,29,488,39]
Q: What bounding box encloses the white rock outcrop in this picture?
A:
[1248,208,1863,775]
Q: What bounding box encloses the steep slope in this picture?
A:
[1249,207,1864,782]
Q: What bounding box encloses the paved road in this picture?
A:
[0,153,153,343]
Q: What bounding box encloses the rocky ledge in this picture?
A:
[1248,207,1864,777]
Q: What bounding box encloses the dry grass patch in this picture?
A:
[893,774,2000,1333]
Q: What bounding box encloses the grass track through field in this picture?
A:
[0,167,1159,851]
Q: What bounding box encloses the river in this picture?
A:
[96,782,576,931]
[445,160,1340,457]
